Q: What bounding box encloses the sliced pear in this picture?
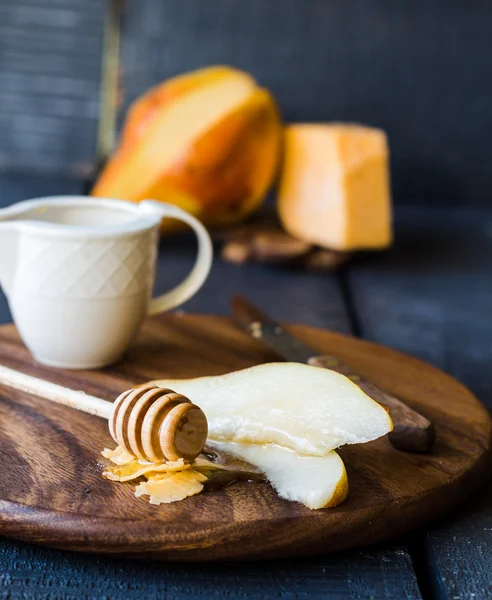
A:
[211,441,348,509]
[151,362,393,457]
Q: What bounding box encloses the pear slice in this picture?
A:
[151,362,392,457]
[211,441,348,510]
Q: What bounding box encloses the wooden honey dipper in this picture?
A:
[0,365,208,462]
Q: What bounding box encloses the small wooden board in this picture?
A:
[0,314,490,561]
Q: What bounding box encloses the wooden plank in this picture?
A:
[0,1,105,176]
[0,172,86,206]
[121,0,492,206]
[156,236,351,330]
[0,538,421,599]
[424,490,492,600]
[346,206,492,600]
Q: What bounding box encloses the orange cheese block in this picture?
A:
[278,124,392,251]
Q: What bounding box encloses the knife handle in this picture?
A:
[308,355,436,453]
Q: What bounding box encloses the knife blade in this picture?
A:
[231,294,435,453]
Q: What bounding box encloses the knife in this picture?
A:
[231,295,435,453]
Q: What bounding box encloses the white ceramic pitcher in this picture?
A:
[0,196,213,369]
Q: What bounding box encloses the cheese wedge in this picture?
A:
[151,362,393,457]
[135,470,207,505]
[211,441,348,509]
[278,123,392,251]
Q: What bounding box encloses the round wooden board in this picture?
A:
[0,314,490,561]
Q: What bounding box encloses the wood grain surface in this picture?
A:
[0,539,422,600]
[121,0,492,207]
[0,1,105,176]
[0,314,490,561]
[347,207,492,599]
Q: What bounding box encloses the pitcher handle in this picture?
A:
[140,201,213,315]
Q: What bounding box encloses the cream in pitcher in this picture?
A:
[0,196,213,369]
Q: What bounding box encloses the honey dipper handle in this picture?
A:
[0,364,112,419]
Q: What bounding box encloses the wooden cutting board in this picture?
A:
[0,314,490,561]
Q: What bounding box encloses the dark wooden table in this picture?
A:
[0,173,491,600]
[1,1,492,596]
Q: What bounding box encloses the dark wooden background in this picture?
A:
[0,1,491,599]
[1,0,492,205]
